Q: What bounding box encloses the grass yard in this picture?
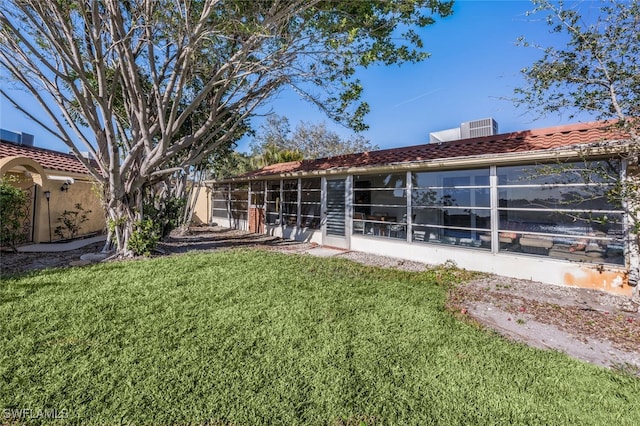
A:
[1,249,639,425]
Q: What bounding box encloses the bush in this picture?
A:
[54,203,91,240]
[127,219,160,256]
[0,179,27,251]
[143,195,186,238]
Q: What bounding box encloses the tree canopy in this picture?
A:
[515,0,639,135]
[0,0,453,255]
[250,115,379,163]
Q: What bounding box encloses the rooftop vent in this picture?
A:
[429,118,498,143]
[0,129,34,146]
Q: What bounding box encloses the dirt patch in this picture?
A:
[1,242,105,276]
[447,276,640,374]
[2,226,639,374]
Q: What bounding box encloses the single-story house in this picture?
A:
[0,138,105,244]
[200,121,639,297]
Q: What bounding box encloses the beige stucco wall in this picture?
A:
[1,156,105,244]
[36,176,105,243]
[191,186,211,225]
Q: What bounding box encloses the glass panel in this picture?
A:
[413,207,491,230]
[326,179,346,236]
[499,211,623,237]
[229,183,248,220]
[411,225,489,250]
[301,191,321,204]
[300,178,321,229]
[497,160,619,186]
[413,188,490,208]
[499,186,616,210]
[355,173,406,189]
[353,173,407,238]
[414,168,490,188]
[497,232,624,265]
[211,188,228,217]
[409,170,490,250]
[265,182,280,225]
[355,206,408,239]
[250,181,265,206]
[301,177,321,190]
[282,179,298,226]
[498,210,624,265]
[495,161,624,264]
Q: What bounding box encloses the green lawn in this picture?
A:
[1,249,639,425]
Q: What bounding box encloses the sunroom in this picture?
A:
[204,122,638,297]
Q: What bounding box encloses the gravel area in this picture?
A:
[2,225,639,374]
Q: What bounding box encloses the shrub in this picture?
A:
[127,219,160,256]
[143,195,186,238]
[54,203,92,240]
[0,178,27,251]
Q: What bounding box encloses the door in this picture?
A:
[323,177,349,249]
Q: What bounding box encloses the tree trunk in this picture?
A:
[105,188,144,257]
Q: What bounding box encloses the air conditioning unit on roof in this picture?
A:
[460,118,498,139]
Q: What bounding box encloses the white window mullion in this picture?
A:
[490,165,498,254]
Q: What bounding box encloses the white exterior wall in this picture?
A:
[212,215,260,232]
[350,235,631,296]
[213,213,322,245]
[267,224,322,244]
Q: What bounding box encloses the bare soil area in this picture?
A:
[2,226,639,374]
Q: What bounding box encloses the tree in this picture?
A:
[515,0,639,286]
[250,143,304,169]
[0,0,453,256]
[250,115,379,161]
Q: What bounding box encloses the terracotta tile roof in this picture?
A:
[235,121,627,179]
[0,141,91,175]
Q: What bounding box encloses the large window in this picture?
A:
[412,168,491,248]
[266,181,281,225]
[250,181,265,206]
[282,179,298,226]
[353,173,407,239]
[263,178,321,229]
[497,161,624,264]
[300,178,321,229]
[211,184,229,219]
[229,183,248,220]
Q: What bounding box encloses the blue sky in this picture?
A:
[0,1,594,154]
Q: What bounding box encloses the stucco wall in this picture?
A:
[350,235,632,297]
[191,186,211,225]
[36,178,105,243]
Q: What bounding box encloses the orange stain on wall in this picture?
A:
[564,268,632,297]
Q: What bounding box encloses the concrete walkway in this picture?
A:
[17,235,107,253]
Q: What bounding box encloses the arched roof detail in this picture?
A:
[0,156,49,187]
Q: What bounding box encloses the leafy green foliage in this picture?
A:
[249,143,304,169]
[127,219,160,256]
[143,195,186,238]
[1,250,639,424]
[53,203,91,240]
[208,152,253,180]
[250,115,379,164]
[0,178,27,251]
[516,0,640,123]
